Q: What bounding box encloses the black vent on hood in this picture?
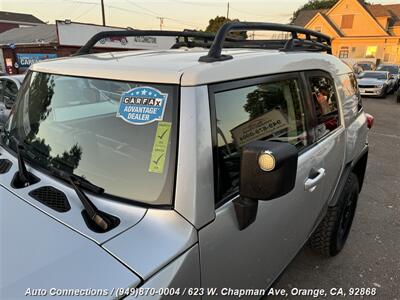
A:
[0,159,12,174]
[29,186,71,213]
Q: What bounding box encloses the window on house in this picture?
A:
[383,53,390,62]
[315,26,322,32]
[341,15,354,29]
[338,47,349,58]
[365,46,377,58]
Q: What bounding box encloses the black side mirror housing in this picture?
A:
[234,141,298,230]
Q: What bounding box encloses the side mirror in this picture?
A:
[390,74,395,80]
[234,141,298,230]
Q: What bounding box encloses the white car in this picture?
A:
[357,71,395,97]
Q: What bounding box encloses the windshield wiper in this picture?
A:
[49,167,112,231]
[50,167,104,194]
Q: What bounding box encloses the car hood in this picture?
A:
[0,147,147,245]
[0,187,141,300]
[0,146,198,288]
[358,78,386,85]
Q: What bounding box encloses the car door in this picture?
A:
[199,72,332,296]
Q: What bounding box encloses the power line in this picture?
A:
[74,3,97,21]
[229,5,291,19]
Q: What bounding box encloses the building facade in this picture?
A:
[293,0,400,65]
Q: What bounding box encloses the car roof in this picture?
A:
[31,48,352,86]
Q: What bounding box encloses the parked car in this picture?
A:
[357,71,396,97]
[353,61,376,74]
[376,64,400,90]
[0,75,25,127]
[0,23,370,299]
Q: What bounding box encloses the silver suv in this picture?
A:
[0,23,370,299]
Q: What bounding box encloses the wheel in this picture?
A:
[379,87,387,98]
[309,173,359,257]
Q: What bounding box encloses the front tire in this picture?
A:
[309,173,359,257]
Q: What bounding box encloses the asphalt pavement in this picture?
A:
[270,93,400,299]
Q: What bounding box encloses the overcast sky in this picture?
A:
[1,0,397,31]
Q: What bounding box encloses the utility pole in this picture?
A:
[227,2,230,19]
[101,0,106,26]
[157,17,164,30]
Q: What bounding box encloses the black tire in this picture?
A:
[309,173,359,257]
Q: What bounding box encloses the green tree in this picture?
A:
[291,0,370,23]
[205,16,247,39]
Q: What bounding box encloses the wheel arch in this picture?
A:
[329,146,368,207]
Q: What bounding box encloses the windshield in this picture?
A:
[377,65,399,75]
[359,72,387,80]
[3,71,178,206]
[357,64,373,70]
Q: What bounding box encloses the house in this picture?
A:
[0,11,44,33]
[293,0,400,65]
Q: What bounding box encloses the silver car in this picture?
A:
[357,71,395,97]
[0,23,370,299]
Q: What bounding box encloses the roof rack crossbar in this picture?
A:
[74,30,218,56]
[282,39,331,53]
[198,22,332,62]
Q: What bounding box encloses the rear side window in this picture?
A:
[340,73,363,125]
[308,75,339,140]
[213,78,307,200]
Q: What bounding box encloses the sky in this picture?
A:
[1,0,397,31]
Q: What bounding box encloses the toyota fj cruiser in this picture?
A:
[0,22,370,299]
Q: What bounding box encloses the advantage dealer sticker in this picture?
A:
[117,86,168,125]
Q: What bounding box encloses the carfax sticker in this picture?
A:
[149,122,172,174]
[117,86,168,125]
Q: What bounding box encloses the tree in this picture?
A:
[291,0,370,23]
[205,16,247,40]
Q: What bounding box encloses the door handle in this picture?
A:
[305,168,326,192]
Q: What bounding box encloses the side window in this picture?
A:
[213,78,307,201]
[308,75,339,140]
[340,73,362,122]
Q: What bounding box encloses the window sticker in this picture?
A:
[149,122,172,174]
[230,109,288,148]
[117,86,168,125]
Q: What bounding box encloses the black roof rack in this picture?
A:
[74,22,332,62]
[198,22,332,62]
[74,30,220,56]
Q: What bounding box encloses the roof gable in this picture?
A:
[326,0,388,36]
[304,12,342,37]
